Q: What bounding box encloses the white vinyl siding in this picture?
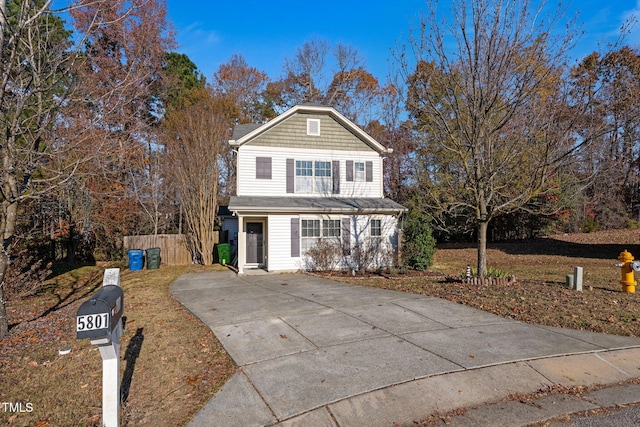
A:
[340,215,398,269]
[266,214,300,272]
[250,213,400,273]
[231,108,406,273]
[236,146,382,198]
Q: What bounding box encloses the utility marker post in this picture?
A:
[573,266,583,291]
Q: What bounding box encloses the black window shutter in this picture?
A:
[291,218,300,257]
[346,160,354,181]
[256,157,272,179]
[286,158,294,193]
[332,160,340,194]
[342,217,351,255]
[366,161,373,182]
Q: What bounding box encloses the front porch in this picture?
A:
[237,215,267,274]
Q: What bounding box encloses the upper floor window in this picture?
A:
[354,162,365,181]
[296,160,332,193]
[295,160,313,192]
[346,160,372,182]
[307,118,320,136]
[314,161,331,192]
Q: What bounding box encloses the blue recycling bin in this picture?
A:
[128,249,144,271]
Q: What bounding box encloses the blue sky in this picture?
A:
[166,0,640,83]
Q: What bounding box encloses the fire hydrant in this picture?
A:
[616,250,638,293]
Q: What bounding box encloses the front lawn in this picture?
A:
[0,264,235,426]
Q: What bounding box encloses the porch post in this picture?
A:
[237,214,245,274]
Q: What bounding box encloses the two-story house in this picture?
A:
[226,104,406,274]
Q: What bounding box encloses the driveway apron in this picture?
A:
[170,270,640,427]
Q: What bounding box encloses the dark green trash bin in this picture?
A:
[146,247,161,269]
[217,243,231,265]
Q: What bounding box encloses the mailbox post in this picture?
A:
[76,268,124,427]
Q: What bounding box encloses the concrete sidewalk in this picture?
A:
[170,270,640,427]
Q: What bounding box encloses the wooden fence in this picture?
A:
[123,233,221,266]
[124,234,189,266]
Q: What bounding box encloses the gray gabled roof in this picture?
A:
[217,205,233,217]
[231,123,262,140]
[228,196,407,215]
[228,104,393,154]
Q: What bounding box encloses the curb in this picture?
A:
[271,348,640,427]
[437,381,640,427]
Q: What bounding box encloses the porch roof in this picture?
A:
[228,196,407,215]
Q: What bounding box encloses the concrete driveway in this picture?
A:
[170,270,640,427]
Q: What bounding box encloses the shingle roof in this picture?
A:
[231,123,262,140]
[217,205,233,217]
[228,196,407,214]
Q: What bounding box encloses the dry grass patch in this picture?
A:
[0,264,235,426]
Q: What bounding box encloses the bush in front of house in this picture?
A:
[304,239,342,271]
[402,208,436,271]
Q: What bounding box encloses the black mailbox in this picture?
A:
[76,285,124,340]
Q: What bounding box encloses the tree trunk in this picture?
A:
[477,220,489,277]
[66,224,77,264]
[0,200,17,338]
[0,250,9,337]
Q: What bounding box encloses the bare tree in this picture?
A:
[568,47,640,230]
[267,38,389,125]
[403,0,584,276]
[161,88,229,265]
[366,82,416,203]
[0,0,87,337]
[212,53,273,124]
[210,54,273,201]
[0,0,174,337]
[69,0,176,242]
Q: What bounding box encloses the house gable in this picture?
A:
[229,104,390,154]
[247,112,375,152]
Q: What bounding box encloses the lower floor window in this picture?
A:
[301,219,320,253]
[322,219,341,237]
[301,218,341,253]
[370,219,382,249]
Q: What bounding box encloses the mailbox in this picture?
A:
[76,268,123,427]
[76,285,124,340]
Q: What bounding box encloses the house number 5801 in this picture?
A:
[77,313,109,331]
